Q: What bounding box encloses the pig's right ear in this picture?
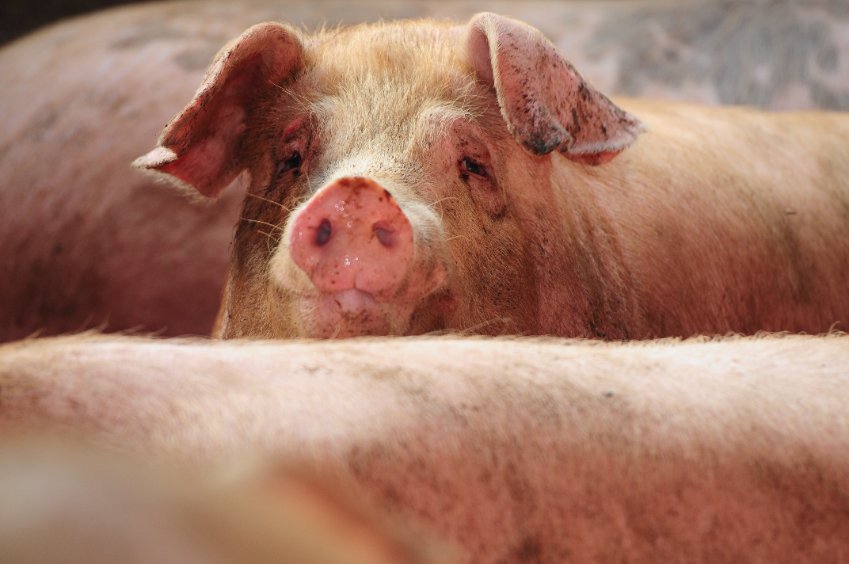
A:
[467,13,643,165]
[133,23,304,198]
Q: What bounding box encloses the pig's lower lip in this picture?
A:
[301,289,393,338]
[324,288,377,313]
[291,287,423,338]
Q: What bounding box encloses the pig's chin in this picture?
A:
[296,289,413,338]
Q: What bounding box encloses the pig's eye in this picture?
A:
[460,157,488,179]
[275,151,302,177]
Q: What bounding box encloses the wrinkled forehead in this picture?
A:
[294,22,488,150]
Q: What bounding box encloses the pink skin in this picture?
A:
[288,177,413,298]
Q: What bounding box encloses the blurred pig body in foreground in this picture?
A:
[138,14,849,339]
[0,438,447,564]
[2,334,849,562]
[3,0,849,341]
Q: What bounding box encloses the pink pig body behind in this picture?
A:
[0,438,449,564]
[2,333,849,562]
[136,15,849,339]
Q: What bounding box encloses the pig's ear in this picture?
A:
[133,23,304,197]
[467,13,643,165]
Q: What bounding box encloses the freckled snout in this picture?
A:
[288,177,414,297]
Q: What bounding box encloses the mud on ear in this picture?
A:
[133,23,304,197]
[467,13,643,165]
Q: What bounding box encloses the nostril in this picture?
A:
[315,218,332,246]
[373,222,396,247]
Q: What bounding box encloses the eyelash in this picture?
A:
[460,157,488,178]
[276,151,302,178]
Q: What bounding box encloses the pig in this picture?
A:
[3,0,849,343]
[0,438,449,564]
[134,13,849,339]
[2,333,849,562]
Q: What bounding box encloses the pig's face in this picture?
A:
[136,15,641,338]
[239,27,520,338]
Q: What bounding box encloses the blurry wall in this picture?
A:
[2,0,847,109]
[2,0,628,46]
[1,0,158,44]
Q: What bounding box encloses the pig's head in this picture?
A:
[135,14,642,338]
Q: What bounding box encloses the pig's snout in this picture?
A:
[288,177,414,297]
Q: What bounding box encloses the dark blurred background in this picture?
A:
[1,0,155,44]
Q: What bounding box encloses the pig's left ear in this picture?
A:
[467,13,643,165]
[133,23,304,197]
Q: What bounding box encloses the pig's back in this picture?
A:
[594,100,849,335]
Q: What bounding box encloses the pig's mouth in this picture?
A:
[325,288,378,312]
[298,288,414,338]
